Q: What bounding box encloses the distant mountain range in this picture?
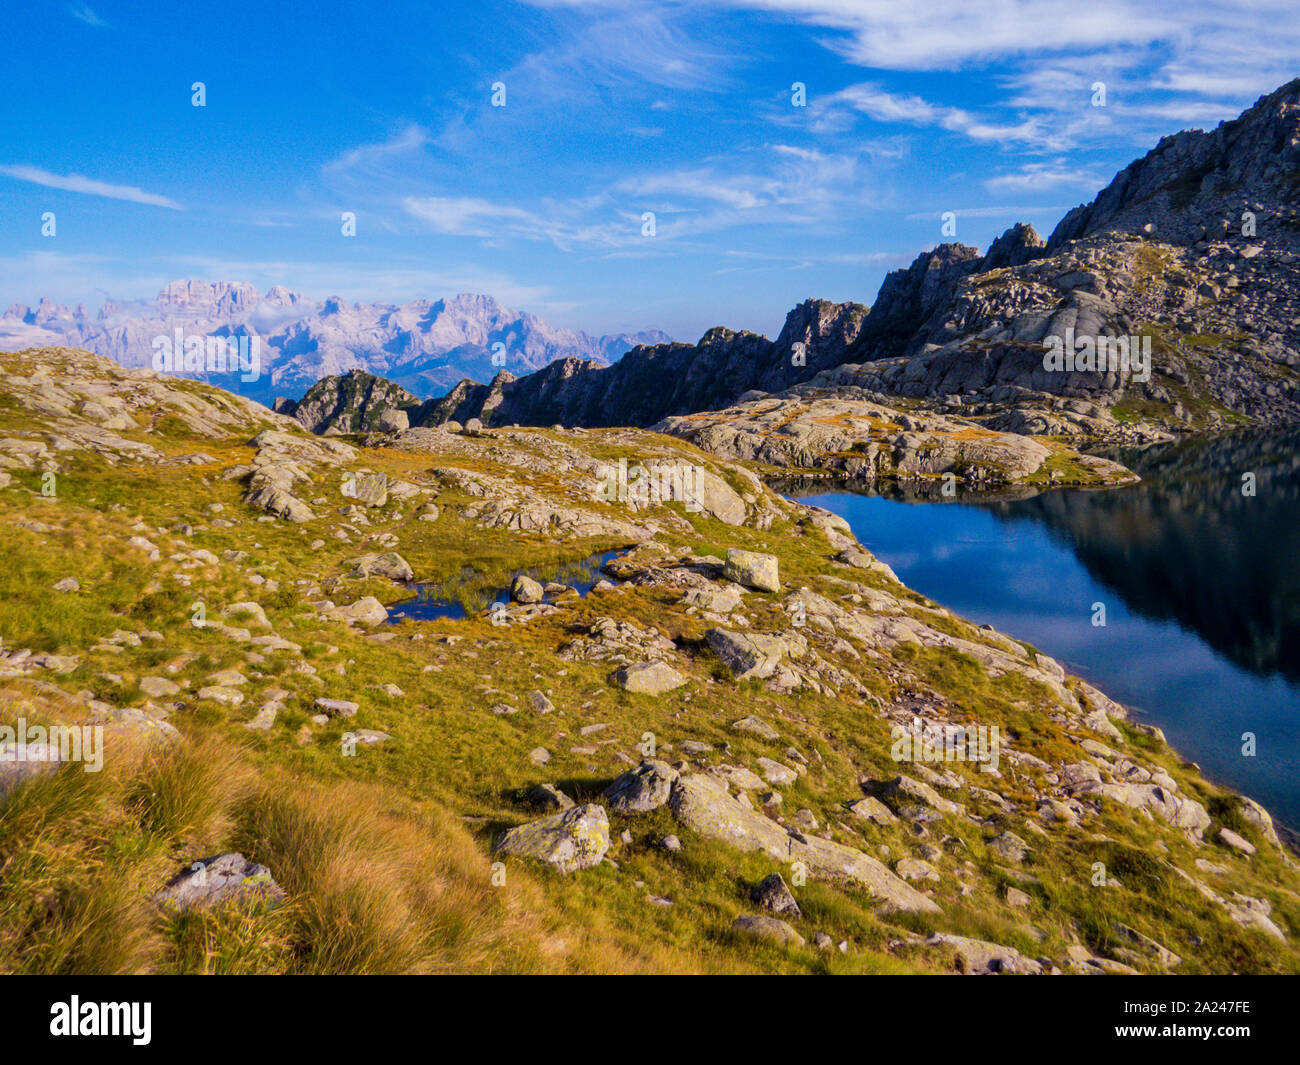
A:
[0,285,671,405]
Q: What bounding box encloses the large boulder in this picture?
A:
[668,774,940,913]
[495,803,610,873]
[510,574,544,604]
[707,629,798,680]
[348,551,415,582]
[605,760,680,813]
[612,660,687,695]
[723,548,780,592]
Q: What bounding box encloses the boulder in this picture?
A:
[732,715,780,740]
[510,574,544,604]
[751,872,801,917]
[495,803,610,873]
[733,913,805,947]
[329,596,389,627]
[528,783,575,811]
[926,932,1043,975]
[847,796,898,825]
[723,548,780,592]
[604,759,680,813]
[612,660,687,695]
[0,742,64,795]
[757,757,797,786]
[155,853,285,911]
[668,774,940,913]
[221,601,271,629]
[707,629,796,680]
[377,409,409,433]
[346,472,388,506]
[1218,827,1256,855]
[348,552,415,581]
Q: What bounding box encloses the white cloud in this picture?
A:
[902,205,1072,221]
[322,125,429,176]
[812,83,1057,148]
[69,3,107,28]
[402,196,540,238]
[984,162,1107,195]
[0,165,181,209]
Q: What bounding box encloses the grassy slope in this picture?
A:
[1,361,1298,974]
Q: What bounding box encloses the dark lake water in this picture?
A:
[791,428,1300,834]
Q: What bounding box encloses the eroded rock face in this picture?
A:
[495,803,611,873]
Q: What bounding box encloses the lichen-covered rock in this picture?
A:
[495,803,610,873]
[605,760,679,813]
[723,548,779,592]
[611,660,687,695]
[155,853,285,911]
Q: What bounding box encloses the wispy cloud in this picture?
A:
[811,83,1053,147]
[983,161,1107,195]
[0,165,181,209]
[322,125,429,177]
[69,3,107,28]
[903,205,1072,221]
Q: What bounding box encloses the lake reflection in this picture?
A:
[789,429,1300,834]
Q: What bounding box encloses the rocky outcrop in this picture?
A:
[1047,78,1300,250]
[287,370,421,435]
[417,299,868,431]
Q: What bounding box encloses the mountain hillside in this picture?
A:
[2,344,1297,974]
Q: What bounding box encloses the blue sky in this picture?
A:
[1,0,1296,340]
